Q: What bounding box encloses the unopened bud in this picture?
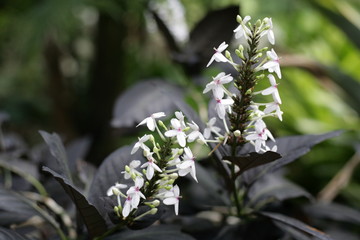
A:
[169,173,179,179]
[158,120,167,131]
[236,15,242,23]
[152,200,160,207]
[225,50,231,59]
[150,208,158,215]
[165,185,172,190]
[234,130,241,137]
[184,126,190,132]
[167,179,175,185]
[125,165,130,173]
[112,187,121,196]
[256,19,262,27]
[235,49,245,60]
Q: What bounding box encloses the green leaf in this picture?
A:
[43,166,107,238]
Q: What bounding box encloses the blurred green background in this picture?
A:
[0,0,359,208]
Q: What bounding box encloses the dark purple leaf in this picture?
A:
[88,145,144,224]
[223,151,281,177]
[0,227,30,240]
[111,80,185,128]
[0,187,39,226]
[246,173,312,208]
[39,131,72,183]
[42,166,107,238]
[241,131,343,185]
[272,221,313,240]
[185,6,239,69]
[104,225,196,240]
[260,211,333,240]
[66,136,92,173]
[303,202,360,225]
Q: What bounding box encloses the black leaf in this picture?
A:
[0,227,30,240]
[223,151,281,177]
[42,166,107,238]
[260,211,333,240]
[111,80,185,128]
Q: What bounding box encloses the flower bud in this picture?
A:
[125,165,130,173]
[236,15,242,23]
[234,130,241,137]
[150,208,158,215]
[235,48,245,60]
[158,120,168,131]
[169,173,179,179]
[225,50,231,59]
[112,187,121,196]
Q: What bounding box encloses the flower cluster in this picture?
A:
[204,15,283,153]
[107,111,205,220]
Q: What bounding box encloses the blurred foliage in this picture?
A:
[0,0,359,222]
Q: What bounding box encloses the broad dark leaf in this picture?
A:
[246,173,312,209]
[303,202,360,225]
[260,212,333,240]
[128,205,167,230]
[42,166,107,238]
[240,131,342,185]
[111,79,185,128]
[0,187,39,225]
[0,227,30,240]
[105,225,196,240]
[66,136,92,173]
[224,151,281,177]
[88,145,144,224]
[185,6,239,69]
[39,130,72,183]
[272,221,313,240]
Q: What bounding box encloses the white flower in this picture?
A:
[245,120,274,152]
[131,134,151,154]
[261,17,275,45]
[141,152,162,180]
[177,147,197,182]
[233,15,251,40]
[214,91,234,120]
[203,72,233,97]
[165,118,187,147]
[122,195,133,217]
[262,49,281,79]
[106,182,127,196]
[264,102,283,121]
[206,42,229,67]
[203,117,221,139]
[168,148,182,165]
[175,111,186,128]
[187,121,206,144]
[163,185,181,215]
[126,177,146,209]
[122,160,142,179]
[136,112,165,131]
[262,74,281,104]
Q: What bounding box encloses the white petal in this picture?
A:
[147,119,156,131]
[163,197,177,205]
[165,129,178,137]
[152,112,165,118]
[177,134,186,147]
[262,87,276,95]
[206,56,216,67]
[217,42,228,52]
[136,118,149,128]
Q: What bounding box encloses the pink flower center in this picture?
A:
[216,98,221,103]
